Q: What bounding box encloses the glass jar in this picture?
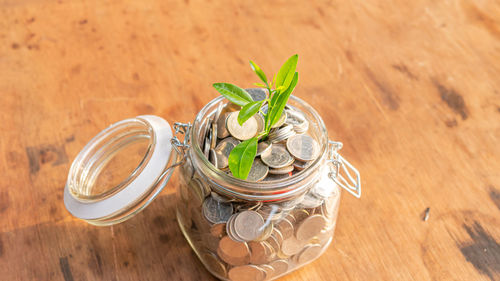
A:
[63,95,360,280]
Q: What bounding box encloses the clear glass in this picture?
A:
[176,96,341,281]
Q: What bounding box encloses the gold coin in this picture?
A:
[227,111,259,140]
[202,251,227,278]
[228,265,266,281]
[296,214,327,241]
[217,236,250,266]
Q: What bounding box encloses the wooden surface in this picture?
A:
[1,0,499,280]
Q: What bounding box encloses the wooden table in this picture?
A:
[1,0,499,280]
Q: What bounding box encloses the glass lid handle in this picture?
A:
[327,140,362,199]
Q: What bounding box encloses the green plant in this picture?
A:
[213,54,299,180]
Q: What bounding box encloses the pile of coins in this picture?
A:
[176,90,341,281]
[178,163,340,281]
[198,88,320,182]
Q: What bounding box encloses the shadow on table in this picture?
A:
[0,192,217,281]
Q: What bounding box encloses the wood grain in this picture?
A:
[0,0,499,280]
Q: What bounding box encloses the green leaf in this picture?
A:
[228,137,258,180]
[254,82,266,87]
[238,100,264,126]
[249,61,268,85]
[268,72,298,128]
[213,83,253,107]
[275,54,298,91]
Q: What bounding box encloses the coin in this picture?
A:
[204,137,210,159]
[227,111,259,140]
[202,251,227,278]
[262,173,291,182]
[201,233,220,252]
[228,265,266,281]
[286,134,319,161]
[293,160,311,171]
[285,109,309,134]
[281,237,305,256]
[249,241,270,264]
[210,223,226,238]
[256,141,271,156]
[268,260,289,277]
[271,110,287,128]
[259,264,275,279]
[217,113,231,139]
[299,192,323,209]
[188,178,209,206]
[261,144,294,169]
[217,236,251,266]
[211,122,218,149]
[295,244,322,264]
[246,88,268,101]
[211,191,233,203]
[296,214,327,241]
[247,158,269,182]
[268,124,296,143]
[268,165,294,175]
[234,211,265,242]
[276,218,294,239]
[255,222,273,241]
[202,196,233,224]
[209,149,218,167]
[255,114,265,136]
[214,137,240,169]
[258,204,283,221]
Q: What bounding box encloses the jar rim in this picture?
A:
[190,95,329,200]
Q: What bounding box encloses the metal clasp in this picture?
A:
[327,140,361,198]
[169,122,192,169]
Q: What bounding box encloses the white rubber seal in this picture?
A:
[64,115,173,220]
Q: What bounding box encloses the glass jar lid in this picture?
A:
[63,115,174,225]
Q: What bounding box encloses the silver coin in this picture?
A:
[202,195,233,224]
[234,210,266,242]
[268,165,294,175]
[285,109,309,134]
[261,144,294,169]
[214,101,224,124]
[246,88,268,101]
[214,137,240,169]
[217,113,230,139]
[246,158,269,182]
[227,111,259,140]
[295,244,322,264]
[293,160,311,171]
[271,110,287,128]
[262,173,291,182]
[209,149,218,167]
[254,114,265,136]
[286,134,319,161]
[211,122,218,149]
[299,192,324,209]
[256,141,271,156]
[296,214,327,241]
[211,191,233,203]
[204,136,210,159]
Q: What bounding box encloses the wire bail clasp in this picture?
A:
[169,122,192,168]
[327,140,361,198]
